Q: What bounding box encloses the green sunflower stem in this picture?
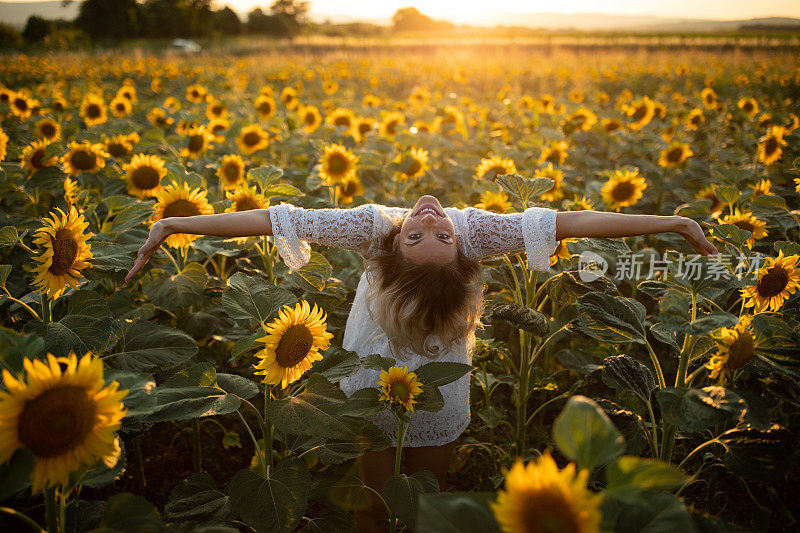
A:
[264,385,274,469]
[192,419,203,472]
[261,236,274,284]
[40,293,50,324]
[394,415,407,477]
[44,486,58,533]
[0,506,45,532]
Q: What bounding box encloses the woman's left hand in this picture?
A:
[675,217,718,257]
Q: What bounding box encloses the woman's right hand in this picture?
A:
[123,219,172,285]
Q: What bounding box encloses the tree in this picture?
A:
[392,7,453,32]
[139,0,215,38]
[213,6,242,35]
[0,22,23,49]
[269,0,309,38]
[246,6,293,38]
[74,0,139,40]
[22,15,51,43]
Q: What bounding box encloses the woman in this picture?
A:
[124,194,717,532]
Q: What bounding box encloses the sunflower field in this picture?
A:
[0,43,799,533]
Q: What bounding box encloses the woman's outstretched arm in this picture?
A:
[555,210,718,256]
[124,209,272,284]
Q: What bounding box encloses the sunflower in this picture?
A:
[363,94,381,108]
[719,208,768,249]
[538,94,556,114]
[393,146,430,182]
[475,190,512,213]
[10,91,39,120]
[379,111,406,140]
[601,118,624,133]
[60,141,109,177]
[562,107,597,134]
[0,127,6,163]
[109,95,132,118]
[534,164,566,202]
[34,117,61,142]
[750,178,772,199]
[601,169,647,211]
[21,139,57,177]
[325,107,356,133]
[658,141,693,168]
[624,97,656,131]
[322,79,338,95]
[741,250,800,313]
[685,108,705,130]
[550,238,577,267]
[79,94,107,127]
[696,185,726,217]
[336,176,365,205]
[377,366,424,413]
[408,86,430,107]
[756,113,773,130]
[236,124,270,155]
[176,119,200,136]
[280,86,299,110]
[439,105,467,136]
[146,107,174,128]
[150,181,215,248]
[700,87,717,109]
[785,113,799,133]
[104,132,140,159]
[186,84,208,104]
[0,351,127,493]
[737,97,758,117]
[117,85,136,103]
[476,156,517,180]
[217,154,246,190]
[64,177,79,207]
[567,194,594,211]
[568,89,585,103]
[253,301,334,389]
[795,177,800,195]
[180,125,215,159]
[298,104,322,134]
[121,154,167,199]
[206,99,227,120]
[757,126,787,166]
[164,96,181,113]
[652,101,667,119]
[705,315,756,385]
[539,141,569,166]
[207,118,230,141]
[225,184,269,212]
[411,117,440,135]
[27,207,93,299]
[319,143,358,185]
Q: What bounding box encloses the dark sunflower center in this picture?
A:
[304,112,317,125]
[728,331,755,370]
[334,116,350,127]
[163,199,201,218]
[235,197,260,211]
[107,142,128,158]
[764,137,778,155]
[743,102,754,113]
[407,160,422,176]
[187,134,205,153]
[53,101,64,112]
[18,385,96,458]
[14,97,28,111]
[212,105,223,115]
[131,166,161,190]
[340,180,357,196]
[115,102,126,113]
[243,132,261,147]
[667,148,684,162]
[417,124,430,133]
[259,102,273,114]
[274,324,314,368]
[733,220,755,233]
[520,491,584,533]
[691,115,701,125]
[611,181,636,202]
[190,90,200,99]
[49,228,79,276]
[490,165,507,177]
[632,106,647,121]
[211,123,225,134]
[386,121,398,134]
[606,121,620,131]
[572,115,586,127]
[86,104,101,119]
[71,149,97,171]
[224,163,241,180]
[359,122,372,135]
[390,382,409,401]
[757,266,789,298]
[546,151,562,164]
[31,148,46,169]
[40,122,56,138]
[486,201,504,213]
[328,153,347,174]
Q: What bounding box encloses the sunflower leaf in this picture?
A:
[110,320,197,372]
[655,386,747,433]
[384,471,440,531]
[577,292,647,344]
[142,262,207,311]
[361,353,396,372]
[414,362,473,388]
[552,395,625,471]
[417,492,501,533]
[221,272,297,324]
[336,387,384,417]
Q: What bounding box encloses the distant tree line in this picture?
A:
[0,4,460,50]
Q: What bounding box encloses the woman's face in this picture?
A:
[395,195,457,265]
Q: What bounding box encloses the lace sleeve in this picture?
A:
[267,203,377,271]
[464,206,560,271]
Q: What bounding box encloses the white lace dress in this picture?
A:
[266,203,560,447]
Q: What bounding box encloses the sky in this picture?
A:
[217,0,800,22]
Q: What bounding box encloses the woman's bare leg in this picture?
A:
[405,440,457,491]
[355,446,397,533]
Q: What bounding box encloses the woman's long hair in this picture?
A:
[363,218,485,359]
